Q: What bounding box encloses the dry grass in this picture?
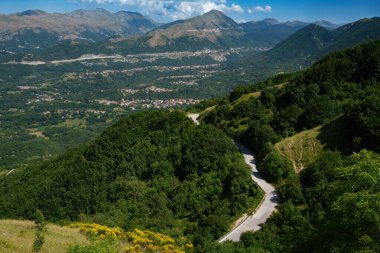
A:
[274,126,323,173]
[235,91,262,104]
[197,83,288,120]
[274,116,346,173]
[274,82,287,90]
[0,220,89,253]
[55,118,87,128]
[28,128,49,140]
[234,82,288,105]
[0,170,8,177]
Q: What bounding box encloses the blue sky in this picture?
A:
[0,0,379,23]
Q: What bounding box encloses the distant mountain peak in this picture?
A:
[265,22,333,60]
[189,9,239,29]
[144,9,241,48]
[307,23,323,28]
[352,17,379,25]
[16,9,46,16]
[358,18,370,22]
[284,20,308,27]
[319,20,333,24]
[1,8,159,52]
[116,11,143,16]
[70,8,112,15]
[314,20,340,30]
[93,8,111,13]
[204,9,225,16]
[335,17,379,33]
[262,18,280,24]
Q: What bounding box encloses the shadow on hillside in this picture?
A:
[317,115,353,154]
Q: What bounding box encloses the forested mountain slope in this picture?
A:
[0,110,261,247]
[204,39,379,165]
[240,18,308,47]
[194,40,380,252]
[0,25,379,253]
[237,17,380,76]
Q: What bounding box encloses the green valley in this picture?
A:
[0,13,379,169]
[1,39,379,253]
[0,4,379,253]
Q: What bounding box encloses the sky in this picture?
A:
[0,0,379,23]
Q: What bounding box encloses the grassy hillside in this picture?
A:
[233,82,287,105]
[0,220,192,253]
[274,115,349,172]
[274,125,323,173]
[0,220,88,253]
[0,169,8,177]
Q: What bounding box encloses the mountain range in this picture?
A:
[0,9,343,54]
[141,12,340,49]
[240,18,339,47]
[238,17,380,73]
[1,9,379,82]
[0,8,158,52]
[105,10,250,53]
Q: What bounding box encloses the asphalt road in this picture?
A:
[188,113,278,242]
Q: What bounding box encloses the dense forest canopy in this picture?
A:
[196,40,380,252]
[0,110,261,246]
[0,38,379,253]
[204,40,380,154]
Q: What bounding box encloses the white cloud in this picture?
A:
[248,5,272,14]
[230,4,243,12]
[79,0,244,20]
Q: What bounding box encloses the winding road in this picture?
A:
[188,113,278,242]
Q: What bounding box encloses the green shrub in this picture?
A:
[260,151,292,183]
[32,231,45,253]
[67,238,117,253]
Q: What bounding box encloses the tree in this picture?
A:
[34,209,46,231]
[260,88,276,108]
[244,121,279,155]
[260,151,292,183]
[33,210,46,253]
[229,86,248,102]
[348,94,380,152]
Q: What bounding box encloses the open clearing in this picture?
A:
[275,126,323,172]
[0,220,88,253]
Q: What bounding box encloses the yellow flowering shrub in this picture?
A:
[67,222,123,240]
[67,223,193,253]
[124,228,193,253]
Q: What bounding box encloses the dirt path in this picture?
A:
[5,169,15,176]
